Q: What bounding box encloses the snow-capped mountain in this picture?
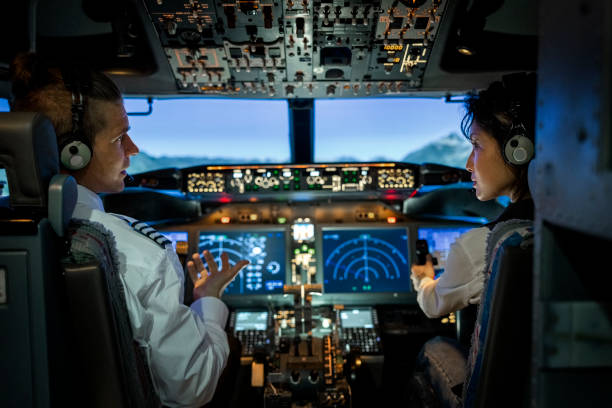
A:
[124,132,472,175]
[401,132,471,168]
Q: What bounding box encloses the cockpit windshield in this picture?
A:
[315,97,469,166]
[124,96,470,174]
[124,98,290,174]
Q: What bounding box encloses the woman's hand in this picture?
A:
[411,254,435,280]
[187,250,249,300]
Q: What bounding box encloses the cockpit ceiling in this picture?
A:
[0,0,537,98]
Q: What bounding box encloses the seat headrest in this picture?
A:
[0,112,59,209]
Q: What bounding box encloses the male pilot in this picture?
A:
[10,53,247,407]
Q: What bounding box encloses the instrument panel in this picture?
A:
[183,162,418,195]
[160,202,478,305]
[159,202,473,407]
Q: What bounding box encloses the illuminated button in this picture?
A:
[221,216,231,224]
[278,217,287,224]
[294,170,300,175]
[283,184,290,190]
[387,216,397,224]
[273,185,280,190]
[302,244,308,251]
[294,177,300,181]
[294,183,301,190]
[249,213,258,221]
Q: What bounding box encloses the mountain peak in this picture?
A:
[401,132,471,168]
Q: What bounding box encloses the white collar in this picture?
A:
[76,184,105,212]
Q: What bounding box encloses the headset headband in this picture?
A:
[58,66,93,170]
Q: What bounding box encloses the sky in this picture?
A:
[315,98,463,161]
[1,96,465,162]
[124,96,464,162]
[124,98,291,161]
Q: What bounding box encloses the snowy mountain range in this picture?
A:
[0,132,471,195]
[126,131,472,174]
[402,132,471,168]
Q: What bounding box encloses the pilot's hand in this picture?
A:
[187,251,249,300]
[411,254,435,280]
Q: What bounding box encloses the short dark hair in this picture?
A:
[461,72,537,201]
[9,52,123,144]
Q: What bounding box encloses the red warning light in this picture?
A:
[387,216,397,224]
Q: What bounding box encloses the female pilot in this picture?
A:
[410,73,536,319]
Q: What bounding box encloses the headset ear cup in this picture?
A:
[60,138,92,170]
[504,134,534,165]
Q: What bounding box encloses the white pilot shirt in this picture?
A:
[72,184,229,407]
[410,227,488,318]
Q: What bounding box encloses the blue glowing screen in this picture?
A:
[322,228,410,293]
[198,230,286,295]
[417,227,473,277]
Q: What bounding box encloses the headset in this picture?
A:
[501,73,535,166]
[58,67,93,171]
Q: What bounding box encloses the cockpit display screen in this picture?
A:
[235,311,269,331]
[160,231,188,251]
[322,227,410,293]
[198,229,286,295]
[340,308,374,328]
[417,227,473,276]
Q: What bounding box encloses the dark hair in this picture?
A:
[461,72,537,201]
[9,52,123,144]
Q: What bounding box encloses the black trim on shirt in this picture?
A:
[485,198,534,231]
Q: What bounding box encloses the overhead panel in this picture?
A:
[143,0,447,98]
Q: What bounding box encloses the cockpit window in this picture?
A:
[124,98,290,174]
[314,98,470,168]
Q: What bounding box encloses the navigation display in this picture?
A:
[340,308,374,328]
[235,311,269,331]
[160,231,188,251]
[417,227,473,277]
[322,227,410,293]
[198,229,286,295]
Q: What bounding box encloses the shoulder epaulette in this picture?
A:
[112,214,172,249]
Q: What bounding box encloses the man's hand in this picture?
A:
[410,254,435,280]
[187,250,249,300]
